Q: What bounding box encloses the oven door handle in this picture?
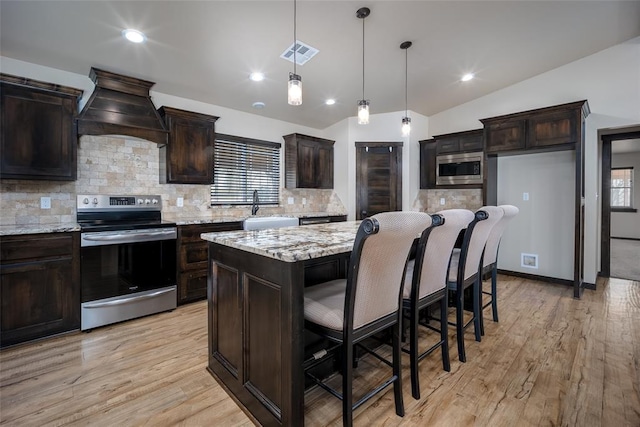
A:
[81,229,176,246]
[82,288,176,308]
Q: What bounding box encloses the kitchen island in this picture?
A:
[202,221,360,426]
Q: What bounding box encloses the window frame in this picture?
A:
[210,133,281,206]
[611,166,636,212]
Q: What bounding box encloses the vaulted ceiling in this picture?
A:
[2,1,639,129]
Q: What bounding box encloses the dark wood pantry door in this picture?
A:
[355,141,403,220]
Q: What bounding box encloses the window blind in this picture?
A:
[211,134,281,205]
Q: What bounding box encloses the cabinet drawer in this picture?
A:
[178,269,208,304]
[179,241,208,270]
[178,222,242,243]
[1,234,74,263]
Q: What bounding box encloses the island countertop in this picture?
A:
[201,220,360,262]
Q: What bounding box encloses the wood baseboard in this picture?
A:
[583,282,597,290]
[497,269,573,286]
[611,237,640,241]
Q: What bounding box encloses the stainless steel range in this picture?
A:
[77,195,177,331]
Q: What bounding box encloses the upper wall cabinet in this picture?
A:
[481,100,590,154]
[0,74,83,181]
[283,133,334,189]
[158,106,219,184]
[419,129,483,189]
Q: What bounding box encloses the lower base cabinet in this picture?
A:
[177,222,242,305]
[0,232,80,347]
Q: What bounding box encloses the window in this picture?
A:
[611,167,634,211]
[211,134,280,206]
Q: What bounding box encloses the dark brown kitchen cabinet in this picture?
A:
[298,215,347,225]
[177,222,242,304]
[434,129,483,154]
[158,106,219,184]
[0,74,83,181]
[419,129,483,189]
[0,232,80,347]
[481,101,587,154]
[284,133,334,189]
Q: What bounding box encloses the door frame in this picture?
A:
[600,127,640,278]
[355,141,403,220]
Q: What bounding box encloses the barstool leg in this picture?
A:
[491,266,499,322]
[410,303,420,399]
[456,290,466,363]
[440,295,450,372]
[392,322,405,416]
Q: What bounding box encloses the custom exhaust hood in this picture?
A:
[76,68,168,145]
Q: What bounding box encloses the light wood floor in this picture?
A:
[2,275,639,426]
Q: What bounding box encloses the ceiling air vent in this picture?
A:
[280,40,318,66]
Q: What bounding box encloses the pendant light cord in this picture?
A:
[362,16,365,100]
[293,0,297,75]
[405,47,408,116]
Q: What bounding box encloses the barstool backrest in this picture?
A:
[460,206,503,281]
[483,205,520,268]
[348,212,432,330]
[412,209,474,300]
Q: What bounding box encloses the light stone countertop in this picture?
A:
[201,220,361,262]
[0,223,81,236]
[167,212,347,226]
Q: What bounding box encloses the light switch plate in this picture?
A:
[40,197,51,209]
[287,197,294,205]
[177,197,184,207]
[523,192,529,201]
[302,198,307,205]
[440,198,445,206]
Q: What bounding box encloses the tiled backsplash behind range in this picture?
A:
[0,136,345,226]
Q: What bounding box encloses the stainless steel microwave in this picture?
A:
[436,152,483,185]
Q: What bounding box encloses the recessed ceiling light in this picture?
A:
[122,29,146,44]
[325,99,336,105]
[252,101,266,109]
[249,72,264,82]
[461,73,475,82]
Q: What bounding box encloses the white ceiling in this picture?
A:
[2,1,640,130]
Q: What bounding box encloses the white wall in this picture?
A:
[611,150,640,239]
[330,111,428,220]
[428,37,640,284]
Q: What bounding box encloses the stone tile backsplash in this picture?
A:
[412,189,483,213]
[0,135,345,225]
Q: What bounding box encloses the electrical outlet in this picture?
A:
[177,197,184,207]
[302,198,307,205]
[440,198,445,206]
[40,197,51,209]
[523,192,529,201]
[287,197,294,205]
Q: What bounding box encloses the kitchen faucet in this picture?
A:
[251,189,260,215]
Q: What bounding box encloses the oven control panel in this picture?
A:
[77,195,162,210]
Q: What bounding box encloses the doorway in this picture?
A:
[355,141,402,220]
[600,127,640,280]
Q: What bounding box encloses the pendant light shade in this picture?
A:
[400,41,412,136]
[288,73,302,106]
[288,0,302,106]
[356,7,370,124]
[358,100,370,125]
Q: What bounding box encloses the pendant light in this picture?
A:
[400,41,412,136]
[288,0,302,105]
[356,7,370,124]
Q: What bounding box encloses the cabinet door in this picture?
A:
[459,133,483,152]
[166,116,213,183]
[1,84,77,180]
[296,139,317,188]
[178,270,208,303]
[484,120,526,153]
[316,142,334,189]
[419,139,436,189]
[527,110,576,148]
[1,258,78,347]
[436,138,460,154]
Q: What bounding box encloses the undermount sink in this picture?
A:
[243,216,299,231]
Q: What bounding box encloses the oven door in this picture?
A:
[80,228,177,330]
